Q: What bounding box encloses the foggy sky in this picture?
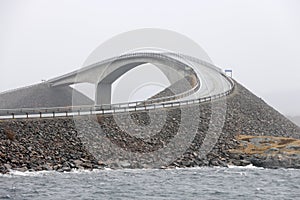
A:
[0,0,300,115]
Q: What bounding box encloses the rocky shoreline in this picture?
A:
[1,82,300,173]
[1,119,300,173]
[229,135,300,169]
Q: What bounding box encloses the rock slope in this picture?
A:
[1,80,300,173]
[0,83,93,109]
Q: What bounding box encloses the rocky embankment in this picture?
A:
[0,118,102,173]
[0,83,93,109]
[1,82,300,173]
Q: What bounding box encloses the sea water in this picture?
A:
[1,166,300,200]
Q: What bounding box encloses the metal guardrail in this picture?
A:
[0,52,235,120]
[0,77,235,120]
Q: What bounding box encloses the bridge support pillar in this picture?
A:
[96,82,112,105]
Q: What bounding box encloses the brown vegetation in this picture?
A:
[230,134,300,156]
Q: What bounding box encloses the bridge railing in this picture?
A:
[0,77,234,120]
[0,52,235,119]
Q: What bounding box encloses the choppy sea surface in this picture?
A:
[1,166,300,200]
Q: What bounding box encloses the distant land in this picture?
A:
[287,116,300,127]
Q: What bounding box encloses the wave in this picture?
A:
[227,164,264,169]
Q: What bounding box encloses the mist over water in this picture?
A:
[1,167,300,200]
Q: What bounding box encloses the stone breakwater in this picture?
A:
[1,82,300,173]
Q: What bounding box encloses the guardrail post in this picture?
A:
[53,112,55,118]
[12,113,14,119]
[26,113,28,119]
[39,112,42,118]
[65,111,68,117]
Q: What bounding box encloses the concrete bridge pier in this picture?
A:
[96,82,112,105]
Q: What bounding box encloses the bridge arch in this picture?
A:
[95,53,198,104]
[49,52,199,105]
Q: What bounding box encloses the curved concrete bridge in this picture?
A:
[48,52,232,105]
[0,51,234,119]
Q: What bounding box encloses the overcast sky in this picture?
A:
[0,0,299,115]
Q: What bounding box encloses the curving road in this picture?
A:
[0,52,234,119]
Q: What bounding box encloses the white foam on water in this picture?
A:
[3,164,299,177]
[4,169,56,177]
[227,164,264,169]
[1,169,96,177]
